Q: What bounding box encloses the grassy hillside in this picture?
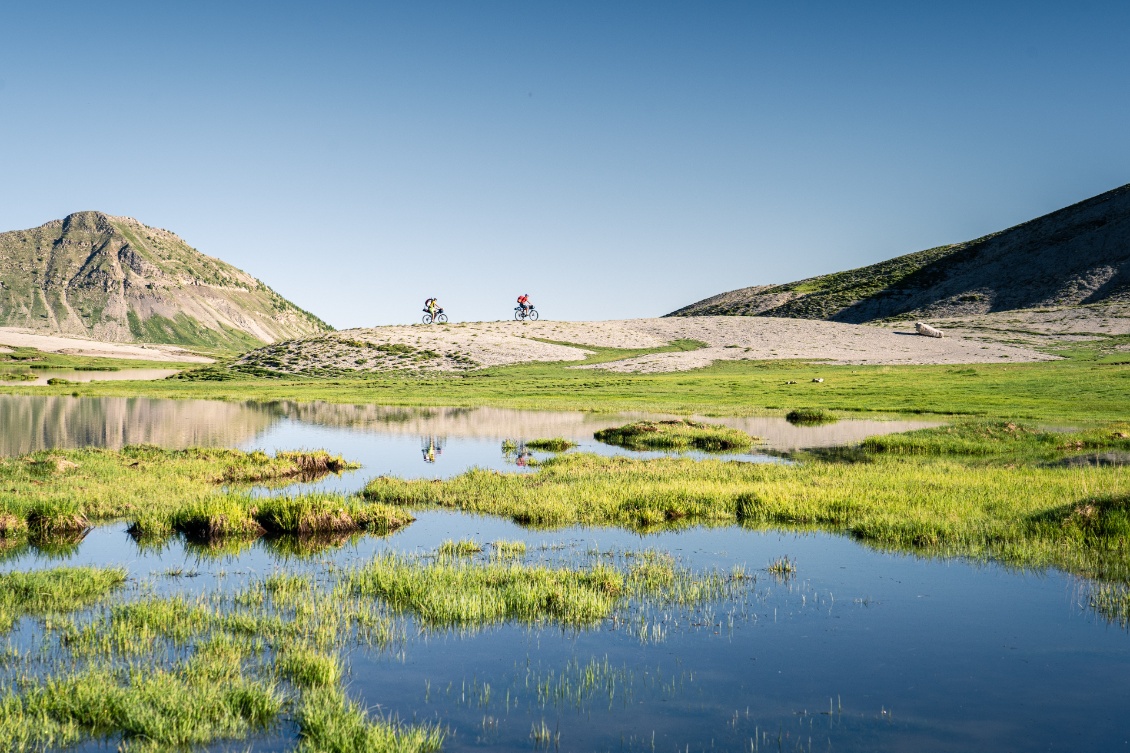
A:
[0,211,330,350]
[670,182,1130,322]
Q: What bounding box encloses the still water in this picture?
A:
[0,395,1125,751]
[3,516,1127,752]
[0,396,938,490]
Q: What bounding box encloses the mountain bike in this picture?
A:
[514,306,538,321]
[422,310,448,324]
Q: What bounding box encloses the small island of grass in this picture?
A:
[785,408,839,425]
[594,419,755,452]
[525,437,578,452]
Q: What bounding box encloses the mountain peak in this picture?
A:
[0,212,331,351]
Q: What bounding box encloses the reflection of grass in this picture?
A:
[594,419,754,451]
[366,426,1130,581]
[1089,583,1130,628]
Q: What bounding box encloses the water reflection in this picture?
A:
[0,396,939,485]
[0,395,275,455]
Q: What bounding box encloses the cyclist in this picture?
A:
[424,298,443,318]
[517,293,532,313]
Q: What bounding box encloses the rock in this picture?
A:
[812,378,824,383]
[915,322,944,337]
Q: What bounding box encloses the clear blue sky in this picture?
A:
[1,1,1127,327]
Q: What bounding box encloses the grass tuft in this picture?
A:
[593,419,755,452]
[524,437,578,452]
[785,408,839,425]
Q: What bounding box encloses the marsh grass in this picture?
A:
[437,539,483,557]
[347,550,739,627]
[861,420,1130,459]
[594,419,755,452]
[221,450,359,484]
[0,446,359,542]
[525,438,578,452]
[349,554,623,626]
[3,551,739,751]
[365,437,1130,581]
[767,555,797,575]
[0,566,126,632]
[1,662,280,751]
[491,540,527,558]
[1089,583,1130,628]
[278,646,342,688]
[36,347,1130,424]
[785,408,838,425]
[297,686,444,753]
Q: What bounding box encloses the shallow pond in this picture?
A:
[2,515,1128,752]
[0,395,1125,751]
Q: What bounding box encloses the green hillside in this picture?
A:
[0,211,330,350]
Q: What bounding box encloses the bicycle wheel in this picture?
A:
[422,314,433,324]
[528,309,539,321]
[514,309,524,321]
[435,313,448,324]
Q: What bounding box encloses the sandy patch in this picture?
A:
[0,328,213,363]
[241,316,1055,376]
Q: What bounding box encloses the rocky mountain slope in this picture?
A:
[0,211,330,350]
[669,182,1130,322]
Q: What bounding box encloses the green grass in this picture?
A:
[0,345,185,371]
[860,420,1130,459]
[0,663,280,751]
[436,538,483,557]
[525,437,578,452]
[785,407,839,425]
[0,566,127,632]
[16,355,1127,424]
[297,686,445,753]
[0,550,728,752]
[594,419,755,451]
[364,424,1130,581]
[346,550,735,628]
[491,539,527,557]
[0,446,368,545]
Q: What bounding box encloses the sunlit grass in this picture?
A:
[594,419,755,451]
[365,423,1130,581]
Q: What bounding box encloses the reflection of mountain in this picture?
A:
[712,417,939,451]
[0,396,276,455]
[266,402,634,439]
[0,395,943,458]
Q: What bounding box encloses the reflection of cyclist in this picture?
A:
[422,437,443,463]
[517,293,531,313]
